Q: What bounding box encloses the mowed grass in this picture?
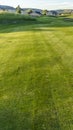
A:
[0,14,73,130]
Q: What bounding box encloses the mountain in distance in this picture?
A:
[0,5,73,14]
[22,8,42,12]
[0,5,42,13]
[0,5,15,10]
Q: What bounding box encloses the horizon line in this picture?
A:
[0,4,73,11]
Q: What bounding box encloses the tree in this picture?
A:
[26,9,33,14]
[16,5,21,14]
[42,10,48,15]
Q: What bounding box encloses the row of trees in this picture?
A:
[16,5,73,16]
[16,5,48,15]
[16,5,34,14]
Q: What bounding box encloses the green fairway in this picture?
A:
[0,14,73,130]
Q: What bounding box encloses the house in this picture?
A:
[8,9,15,13]
[47,11,53,16]
[21,10,28,15]
[30,12,41,17]
[35,11,42,15]
[47,11,58,16]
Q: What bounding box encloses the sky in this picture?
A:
[0,0,73,10]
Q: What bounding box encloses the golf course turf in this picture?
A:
[0,14,73,130]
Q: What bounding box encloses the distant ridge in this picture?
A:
[22,8,42,12]
[0,5,15,10]
[0,5,42,12]
[0,5,73,14]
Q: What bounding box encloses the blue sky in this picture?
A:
[1,0,73,10]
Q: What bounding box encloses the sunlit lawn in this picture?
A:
[0,14,73,130]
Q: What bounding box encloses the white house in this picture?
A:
[30,12,41,17]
